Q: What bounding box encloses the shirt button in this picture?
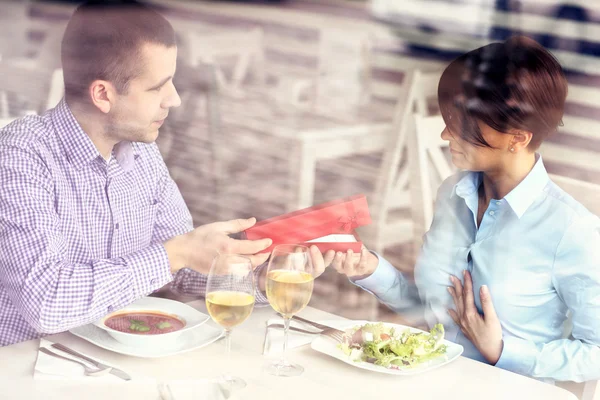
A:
[151,278,157,285]
[495,201,501,205]
[489,210,495,216]
[107,305,114,313]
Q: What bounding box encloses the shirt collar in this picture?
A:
[453,171,482,200]
[503,154,549,218]
[113,141,140,172]
[452,154,549,219]
[52,98,140,172]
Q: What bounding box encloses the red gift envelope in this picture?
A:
[244,194,371,254]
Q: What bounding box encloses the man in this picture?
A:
[0,0,273,347]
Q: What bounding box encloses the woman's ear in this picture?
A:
[510,129,533,152]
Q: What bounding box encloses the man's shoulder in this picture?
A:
[0,114,54,152]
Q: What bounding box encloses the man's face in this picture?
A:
[107,42,181,144]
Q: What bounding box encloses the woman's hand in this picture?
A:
[309,245,379,280]
[330,246,379,280]
[309,245,336,278]
[447,270,504,364]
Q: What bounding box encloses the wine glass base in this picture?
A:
[264,360,304,377]
[220,375,247,391]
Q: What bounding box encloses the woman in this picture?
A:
[311,36,600,383]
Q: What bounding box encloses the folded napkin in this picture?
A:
[35,339,238,399]
[34,339,139,382]
[158,380,237,400]
[262,318,324,357]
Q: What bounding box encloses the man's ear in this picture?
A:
[89,80,116,114]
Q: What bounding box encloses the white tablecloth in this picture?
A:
[0,301,578,400]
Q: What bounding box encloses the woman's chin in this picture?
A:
[450,153,466,169]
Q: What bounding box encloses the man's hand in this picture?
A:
[165,217,271,275]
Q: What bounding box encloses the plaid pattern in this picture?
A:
[172,265,268,305]
[0,99,222,346]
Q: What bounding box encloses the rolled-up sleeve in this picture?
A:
[352,252,419,313]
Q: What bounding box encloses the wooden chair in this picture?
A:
[180,27,266,98]
[360,69,444,254]
[289,28,372,113]
[542,90,600,400]
[0,63,64,118]
[158,61,224,220]
[550,174,600,217]
[406,114,600,400]
[551,175,600,400]
[581,381,600,400]
[45,68,64,110]
[405,114,600,400]
[408,114,454,252]
[0,1,32,62]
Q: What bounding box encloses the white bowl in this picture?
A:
[94,297,209,349]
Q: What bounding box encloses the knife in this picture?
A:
[51,343,132,381]
[291,315,345,333]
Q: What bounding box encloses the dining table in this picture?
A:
[0,299,579,400]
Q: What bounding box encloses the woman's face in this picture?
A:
[441,119,514,172]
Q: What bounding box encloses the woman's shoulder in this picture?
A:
[544,179,600,223]
[436,170,473,199]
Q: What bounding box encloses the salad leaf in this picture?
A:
[338,323,448,369]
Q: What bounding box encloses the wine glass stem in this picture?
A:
[280,316,291,366]
[225,329,232,379]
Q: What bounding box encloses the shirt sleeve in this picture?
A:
[252,262,269,305]
[147,145,207,296]
[150,144,194,243]
[495,216,600,382]
[170,262,270,305]
[351,252,420,313]
[0,145,173,335]
[149,146,269,302]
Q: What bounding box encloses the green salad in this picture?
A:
[338,323,447,369]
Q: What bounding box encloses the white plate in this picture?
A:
[93,297,211,348]
[70,322,225,358]
[310,320,464,376]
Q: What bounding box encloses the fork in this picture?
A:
[39,347,112,377]
[291,315,346,342]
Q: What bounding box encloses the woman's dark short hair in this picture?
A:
[61,0,176,101]
[438,36,568,150]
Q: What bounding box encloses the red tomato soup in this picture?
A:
[104,312,185,335]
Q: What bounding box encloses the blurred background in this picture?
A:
[0,0,599,326]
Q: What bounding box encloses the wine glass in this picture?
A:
[205,254,256,390]
[264,244,315,377]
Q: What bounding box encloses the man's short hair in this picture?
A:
[61,0,176,102]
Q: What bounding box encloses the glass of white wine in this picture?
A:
[264,244,315,377]
[205,254,255,390]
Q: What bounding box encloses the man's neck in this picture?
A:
[67,99,116,159]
